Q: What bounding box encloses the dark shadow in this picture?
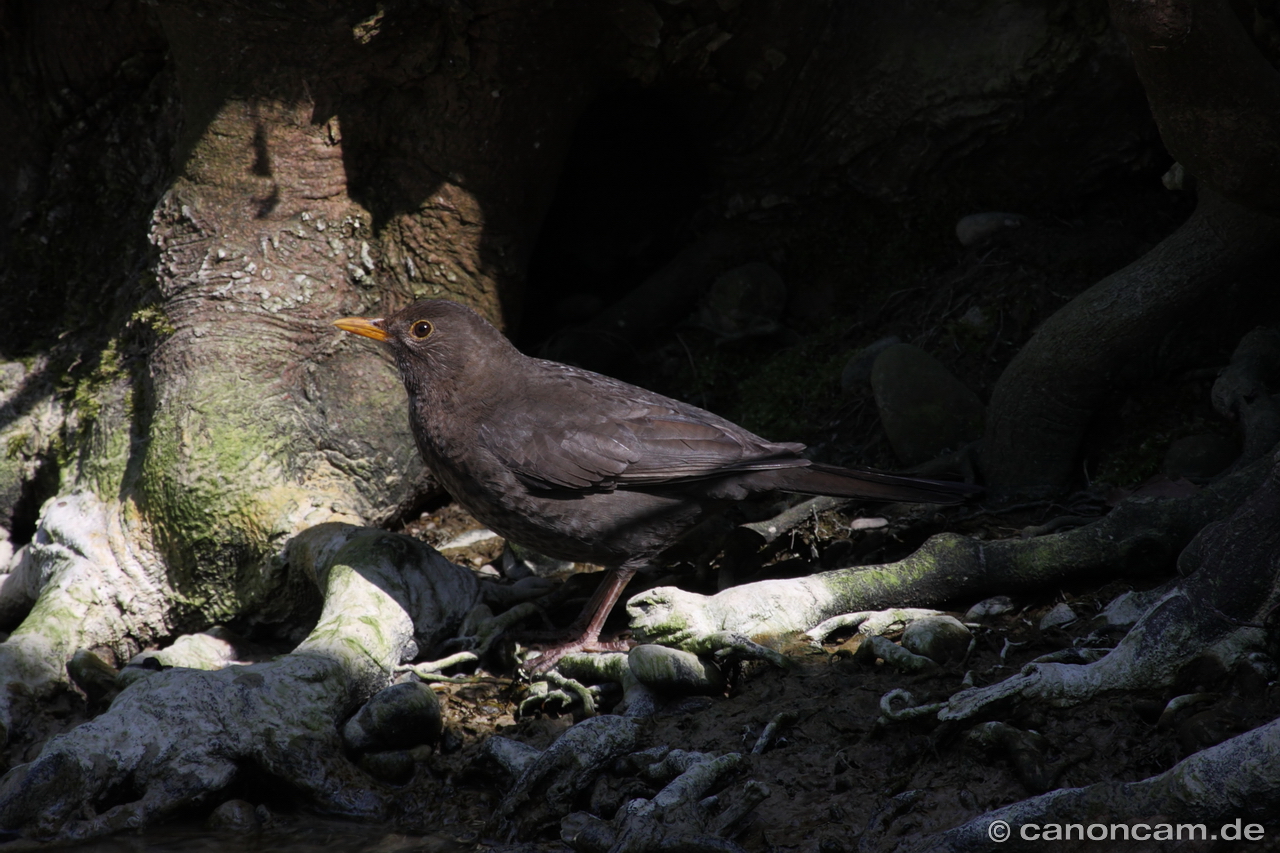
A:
[255,184,280,219]
[518,86,713,348]
[250,122,272,177]
[7,456,58,548]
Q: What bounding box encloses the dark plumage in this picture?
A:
[335,299,979,667]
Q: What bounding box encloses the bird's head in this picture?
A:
[334,299,517,396]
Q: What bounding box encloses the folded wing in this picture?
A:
[477,362,808,492]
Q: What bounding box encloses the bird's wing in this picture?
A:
[477,363,807,492]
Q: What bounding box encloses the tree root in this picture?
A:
[1107,0,1280,214]
[627,454,1269,651]
[1212,328,1280,470]
[494,715,644,839]
[881,456,1280,850]
[0,524,479,843]
[982,189,1280,493]
[941,451,1280,720]
[903,716,1280,852]
[562,752,765,853]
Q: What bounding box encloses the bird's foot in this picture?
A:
[522,635,634,674]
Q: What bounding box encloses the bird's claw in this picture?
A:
[522,636,634,675]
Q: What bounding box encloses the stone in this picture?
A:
[870,344,984,465]
[206,799,260,833]
[1039,602,1077,631]
[965,595,1014,621]
[840,335,901,392]
[129,629,237,671]
[341,680,443,752]
[1162,434,1237,481]
[900,615,971,665]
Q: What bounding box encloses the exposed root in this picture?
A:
[905,716,1280,852]
[0,524,478,842]
[627,453,1267,651]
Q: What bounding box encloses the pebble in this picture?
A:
[900,615,971,664]
[964,595,1014,621]
[205,799,260,833]
[342,681,443,752]
[870,343,985,465]
[1095,588,1162,630]
[1039,602,1077,631]
[128,629,237,670]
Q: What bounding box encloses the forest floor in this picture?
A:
[27,177,1278,853]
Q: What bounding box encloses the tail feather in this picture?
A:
[774,462,981,504]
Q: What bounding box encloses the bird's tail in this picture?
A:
[773,462,981,504]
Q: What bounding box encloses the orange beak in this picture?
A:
[333,316,389,342]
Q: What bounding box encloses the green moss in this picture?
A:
[129,304,177,338]
[68,338,124,424]
[5,432,32,460]
[136,364,296,620]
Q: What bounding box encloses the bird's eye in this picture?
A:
[410,320,434,339]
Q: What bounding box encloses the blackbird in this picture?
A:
[335,299,979,667]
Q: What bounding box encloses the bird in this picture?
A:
[335,299,980,669]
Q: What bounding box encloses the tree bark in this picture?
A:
[1108,0,1280,214]
[983,191,1280,493]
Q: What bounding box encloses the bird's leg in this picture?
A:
[525,565,638,673]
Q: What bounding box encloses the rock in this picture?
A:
[1095,587,1168,630]
[205,799,260,833]
[342,680,443,752]
[1162,162,1192,192]
[870,344,985,465]
[965,595,1014,621]
[957,305,992,337]
[627,645,726,695]
[1039,602,1077,631]
[900,615,971,665]
[840,335,901,392]
[1162,434,1237,481]
[694,262,787,340]
[955,211,1024,246]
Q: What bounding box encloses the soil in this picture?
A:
[379,513,1275,853]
